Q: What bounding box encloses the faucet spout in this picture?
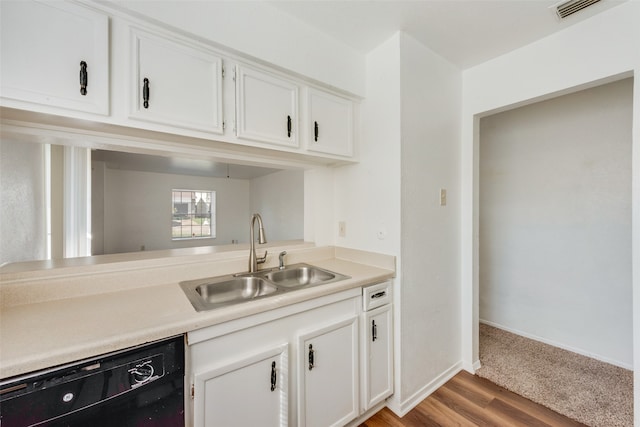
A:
[249,213,267,273]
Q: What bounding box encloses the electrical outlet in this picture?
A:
[377,228,387,240]
[440,188,447,206]
[338,221,346,237]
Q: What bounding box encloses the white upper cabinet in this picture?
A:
[1,2,357,162]
[129,26,224,134]
[0,0,109,115]
[235,65,299,148]
[306,88,354,157]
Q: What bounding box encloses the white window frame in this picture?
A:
[171,189,216,240]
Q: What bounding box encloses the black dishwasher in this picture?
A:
[0,336,184,427]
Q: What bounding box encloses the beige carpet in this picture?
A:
[477,323,633,427]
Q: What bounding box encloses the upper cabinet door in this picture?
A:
[306,88,354,157]
[129,27,224,134]
[0,0,109,115]
[235,65,299,148]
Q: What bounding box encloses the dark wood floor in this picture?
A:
[360,370,588,427]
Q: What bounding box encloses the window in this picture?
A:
[172,190,215,240]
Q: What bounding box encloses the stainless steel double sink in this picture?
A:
[180,263,350,312]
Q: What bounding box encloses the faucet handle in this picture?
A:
[257,250,268,264]
[278,251,287,270]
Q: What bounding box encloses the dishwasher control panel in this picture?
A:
[0,336,183,427]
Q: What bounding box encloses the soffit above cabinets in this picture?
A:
[91,149,281,179]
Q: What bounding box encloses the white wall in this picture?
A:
[91,160,106,256]
[333,35,401,256]
[250,169,304,242]
[303,166,334,247]
[0,139,47,265]
[460,2,640,421]
[97,166,251,254]
[479,78,633,368]
[396,32,462,411]
[110,1,365,96]
[331,31,462,415]
[332,33,403,410]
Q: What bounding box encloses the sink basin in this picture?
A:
[180,276,279,311]
[197,277,277,302]
[180,263,350,311]
[263,265,338,288]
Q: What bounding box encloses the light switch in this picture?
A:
[440,189,447,206]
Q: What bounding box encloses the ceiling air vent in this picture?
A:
[554,0,601,19]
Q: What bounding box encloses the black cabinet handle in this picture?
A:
[79,61,87,96]
[308,344,314,371]
[371,291,386,299]
[270,361,277,391]
[287,115,292,138]
[314,121,319,142]
[143,78,150,109]
[372,320,378,342]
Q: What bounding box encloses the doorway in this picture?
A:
[476,78,633,426]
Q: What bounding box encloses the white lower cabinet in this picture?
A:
[187,289,364,427]
[361,304,394,410]
[193,343,288,427]
[187,286,393,426]
[297,316,359,427]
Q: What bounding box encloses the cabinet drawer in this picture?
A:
[362,281,391,311]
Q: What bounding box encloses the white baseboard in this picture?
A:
[385,361,462,417]
[461,359,481,373]
[480,319,633,371]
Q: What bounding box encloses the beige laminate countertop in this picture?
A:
[0,245,395,379]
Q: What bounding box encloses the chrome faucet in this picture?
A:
[248,213,267,273]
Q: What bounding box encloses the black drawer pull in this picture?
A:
[314,121,319,141]
[371,291,386,299]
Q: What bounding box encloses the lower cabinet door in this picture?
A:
[297,316,359,427]
[362,304,393,410]
[193,343,288,427]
